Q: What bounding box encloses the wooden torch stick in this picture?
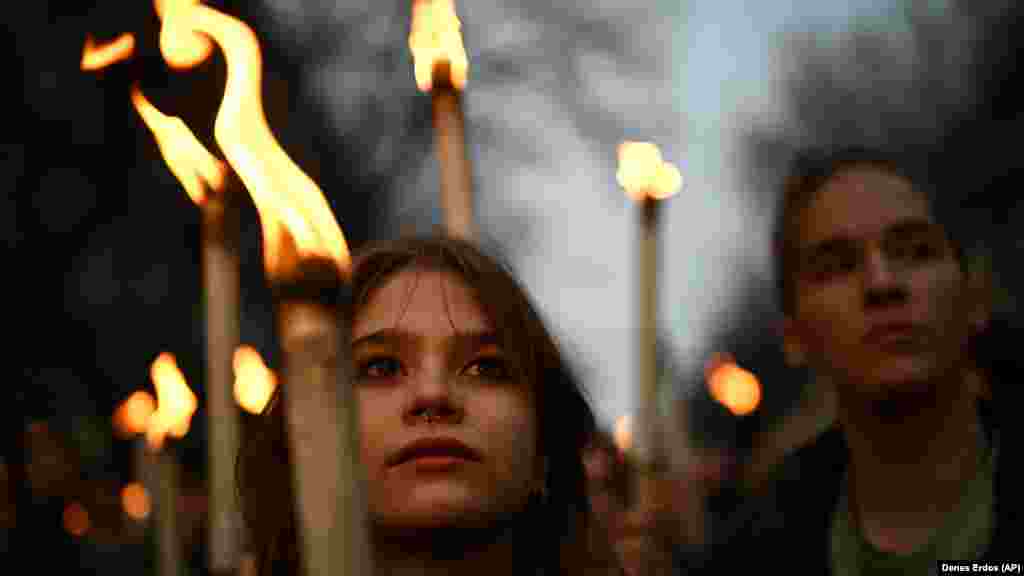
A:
[636,197,662,472]
[203,180,243,576]
[274,250,372,576]
[617,141,681,575]
[152,444,183,576]
[432,60,475,239]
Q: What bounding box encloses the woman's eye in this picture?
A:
[808,250,858,281]
[899,240,940,263]
[462,356,511,380]
[357,357,402,379]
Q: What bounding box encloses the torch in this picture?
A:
[410,0,475,239]
[616,141,681,508]
[113,390,157,499]
[97,0,371,572]
[129,83,244,575]
[156,4,371,575]
[144,352,199,576]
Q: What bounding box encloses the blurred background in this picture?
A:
[5,0,1022,572]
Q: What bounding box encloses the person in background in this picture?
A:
[240,236,625,576]
[703,147,1021,574]
[582,429,629,558]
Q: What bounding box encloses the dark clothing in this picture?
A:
[695,398,1022,574]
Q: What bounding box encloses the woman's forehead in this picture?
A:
[800,166,934,247]
[352,268,493,338]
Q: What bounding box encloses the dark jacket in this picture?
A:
[694,396,1021,574]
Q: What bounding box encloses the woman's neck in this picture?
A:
[839,373,983,553]
[371,520,528,576]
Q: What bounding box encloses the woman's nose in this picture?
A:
[403,363,462,425]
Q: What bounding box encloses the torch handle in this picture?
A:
[432,85,475,240]
[280,301,371,576]
[203,189,243,575]
[634,198,663,480]
[154,448,183,576]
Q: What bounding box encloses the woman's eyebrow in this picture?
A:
[351,329,415,349]
[452,330,502,351]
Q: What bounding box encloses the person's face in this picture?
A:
[782,165,984,399]
[352,268,542,529]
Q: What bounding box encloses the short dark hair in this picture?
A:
[774,146,965,315]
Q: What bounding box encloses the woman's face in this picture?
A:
[352,268,542,529]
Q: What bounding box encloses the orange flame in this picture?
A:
[121,482,152,521]
[147,352,199,451]
[63,502,91,537]
[233,345,278,415]
[613,414,633,454]
[113,390,157,438]
[409,0,469,91]
[155,0,215,69]
[130,85,228,205]
[705,354,761,416]
[150,2,351,276]
[81,33,136,71]
[616,141,683,201]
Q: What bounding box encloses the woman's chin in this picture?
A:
[374,498,490,529]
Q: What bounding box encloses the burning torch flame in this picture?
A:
[155,0,215,69]
[152,1,352,276]
[131,85,228,205]
[81,33,136,71]
[113,390,157,438]
[147,352,199,451]
[409,0,469,91]
[63,502,91,537]
[122,482,152,521]
[613,414,633,454]
[233,345,278,415]
[705,354,761,417]
[616,141,683,201]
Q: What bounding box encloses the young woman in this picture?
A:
[240,236,624,575]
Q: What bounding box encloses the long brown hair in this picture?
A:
[239,235,620,574]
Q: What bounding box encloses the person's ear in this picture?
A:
[780,317,808,368]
